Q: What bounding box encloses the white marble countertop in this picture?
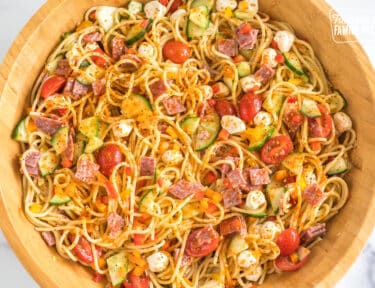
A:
[0,0,374,287]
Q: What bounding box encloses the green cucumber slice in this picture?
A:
[79,116,99,138]
[186,19,206,40]
[181,116,200,135]
[282,153,305,175]
[189,6,209,29]
[73,133,86,164]
[262,93,286,117]
[139,190,154,213]
[12,117,28,143]
[227,235,249,256]
[234,10,255,20]
[52,126,69,154]
[191,0,214,10]
[84,136,104,153]
[266,186,286,214]
[121,94,152,118]
[49,193,71,206]
[246,126,275,151]
[194,109,220,151]
[326,90,347,113]
[125,19,153,46]
[39,151,60,176]
[107,252,129,287]
[283,52,309,81]
[237,61,251,77]
[327,157,349,175]
[301,98,321,118]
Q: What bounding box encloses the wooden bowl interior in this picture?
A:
[0,0,374,287]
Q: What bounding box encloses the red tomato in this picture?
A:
[275,252,309,271]
[261,135,293,164]
[41,76,67,99]
[239,92,263,122]
[276,228,300,256]
[72,236,94,264]
[163,40,191,64]
[159,0,168,5]
[239,22,252,34]
[91,47,108,68]
[214,100,236,117]
[204,171,218,185]
[123,272,150,288]
[168,0,183,13]
[133,233,147,245]
[284,110,304,130]
[185,225,220,257]
[96,144,123,177]
[308,104,333,138]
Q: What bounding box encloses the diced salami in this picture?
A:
[174,249,192,268]
[111,36,126,61]
[75,155,99,184]
[162,97,186,115]
[92,78,106,96]
[219,156,239,175]
[150,79,168,98]
[140,156,156,176]
[63,77,74,94]
[41,231,56,246]
[217,39,237,57]
[34,116,63,135]
[119,54,142,71]
[236,23,259,50]
[302,183,325,207]
[254,64,275,85]
[168,180,204,199]
[222,188,242,208]
[219,215,247,237]
[227,169,247,189]
[83,31,103,43]
[61,134,74,168]
[54,59,72,77]
[247,168,271,185]
[300,223,327,246]
[107,212,125,239]
[23,151,41,177]
[72,80,89,99]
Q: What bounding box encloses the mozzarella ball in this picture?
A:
[245,265,263,282]
[144,1,167,19]
[138,42,155,60]
[238,250,257,268]
[170,9,187,24]
[261,48,278,68]
[113,120,133,138]
[162,150,184,165]
[333,112,352,135]
[240,75,262,92]
[260,221,281,240]
[253,111,273,126]
[216,0,238,12]
[221,115,247,134]
[200,85,213,99]
[274,30,295,53]
[245,190,266,210]
[147,252,169,273]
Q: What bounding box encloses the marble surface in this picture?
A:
[0,0,374,287]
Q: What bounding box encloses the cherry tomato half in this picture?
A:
[163,40,191,64]
[123,272,150,288]
[185,225,220,257]
[41,76,67,99]
[261,135,293,165]
[308,104,333,138]
[214,100,237,117]
[168,0,183,13]
[239,92,263,122]
[276,228,300,256]
[91,47,109,68]
[275,254,308,271]
[96,144,123,177]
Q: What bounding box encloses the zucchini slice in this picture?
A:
[191,0,214,10]
[52,126,69,154]
[243,125,275,151]
[189,6,209,29]
[326,90,347,113]
[79,116,99,138]
[262,93,286,117]
[283,52,309,81]
[327,157,349,175]
[301,98,321,118]
[125,19,153,46]
[282,153,305,175]
[49,193,72,206]
[84,136,104,153]
[227,235,249,256]
[139,190,154,213]
[39,151,60,176]
[237,61,251,77]
[194,109,220,151]
[266,186,286,214]
[186,19,206,40]
[12,117,29,143]
[181,116,200,135]
[107,252,129,287]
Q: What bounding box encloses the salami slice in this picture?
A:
[107,212,125,239]
[254,64,275,85]
[217,39,237,57]
[83,31,103,43]
[75,155,99,184]
[168,180,204,199]
[247,168,271,185]
[34,116,63,135]
[302,183,325,207]
[41,231,56,246]
[162,97,186,115]
[22,151,41,177]
[140,156,156,176]
[54,59,72,77]
[222,188,242,208]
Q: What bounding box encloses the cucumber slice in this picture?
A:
[327,157,348,175]
[76,75,92,86]
[39,151,60,176]
[266,186,286,214]
[262,93,286,116]
[49,193,71,206]
[12,117,28,143]
[237,61,251,77]
[84,136,104,153]
[244,126,275,151]
[125,19,153,46]
[52,126,69,154]
[191,0,214,10]
[282,153,305,175]
[326,90,347,113]
[186,19,206,40]
[79,60,91,68]
[301,98,321,118]
[194,109,220,151]
[283,52,309,81]
[121,94,152,118]
[107,252,129,287]
[79,116,99,138]
[227,235,249,256]
[139,190,154,213]
[127,1,143,14]
[234,10,255,20]
[239,48,253,60]
[181,116,200,135]
[189,6,209,29]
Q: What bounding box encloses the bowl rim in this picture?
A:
[0,0,374,287]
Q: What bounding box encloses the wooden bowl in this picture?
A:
[0,0,374,287]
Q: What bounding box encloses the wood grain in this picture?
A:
[0,0,374,287]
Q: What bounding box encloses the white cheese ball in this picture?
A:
[261,48,278,68]
[216,0,238,12]
[333,112,352,135]
[146,252,169,273]
[144,1,167,19]
[113,120,133,138]
[170,9,187,24]
[138,42,155,60]
[245,265,263,282]
[274,30,295,53]
[240,75,262,92]
[96,6,117,31]
[260,221,281,240]
[253,111,273,126]
[221,115,246,134]
[245,190,266,210]
[200,85,213,99]
[162,150,184,165]
[238,250,257,268]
